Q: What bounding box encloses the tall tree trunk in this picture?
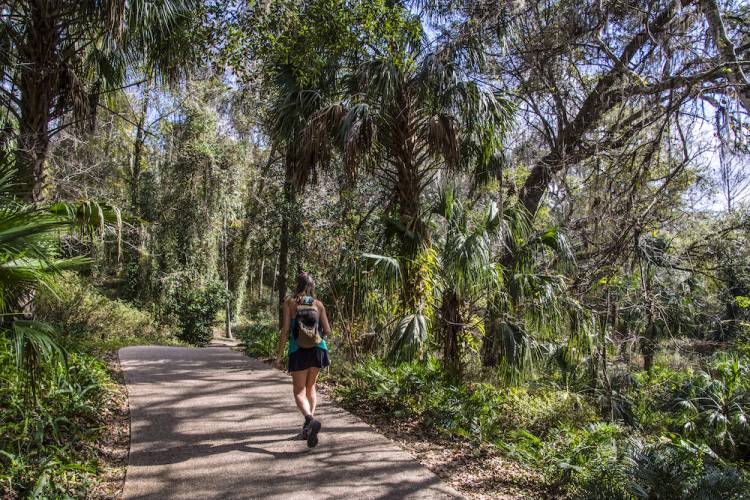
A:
[258,256,265,298]
[16,1,59,202]
[226,213,255,319]
[482,311,500,367]
[277,179,293,326]
[277,153,303,325]
[602,290,615,420]
[441,289,463,379]
[270,253,278,315]
[221,212,233,339]
[396,161,424,312]
[640,259,657,372]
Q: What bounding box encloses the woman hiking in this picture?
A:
[273,272,331,448]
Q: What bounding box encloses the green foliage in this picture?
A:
[163,274,228,346]
[237,0,421,86]
[672,354,750,460]
[336,356,750,497]
[0,167,123,392]
[237,321,279,359]
[0,337,112,498]
[626,439,748,500]
[337,357,595,440]
[504,424,749,499]
[622,353,750,462]
[36,272,177,353]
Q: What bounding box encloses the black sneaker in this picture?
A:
[301,421,311,440]
[306,418,321,448]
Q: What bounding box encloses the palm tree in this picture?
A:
[432,185,503,377]
[481,204,584,382]
[333,42,512,312]
[265,63,340,324]
[0,0,199,201]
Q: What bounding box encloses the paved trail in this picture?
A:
[119,346,460,500]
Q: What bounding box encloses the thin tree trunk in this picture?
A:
[247,271,253,305]
[130,88,150,214]
[276,158,297,325]
[258,256,265,298]
[277,196,290,326]
[270,253,278,314]
[222,212,233,339]
[639,258,656,372]
[603,289,615,420]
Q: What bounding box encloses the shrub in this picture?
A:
[35,272,175,352]
[335,357,750,498]
[672,353,750,461]
[337,357,447,418]
[626,439,748,500]
[336,357,596,440]
[236,322,279,359]
[162,274,228,346]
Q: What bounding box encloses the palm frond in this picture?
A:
[338,102,377,173]
[361,252,402,295]
[6,320,66,400]
[388,313,428,362]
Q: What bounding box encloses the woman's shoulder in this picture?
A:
[313,298,326,310]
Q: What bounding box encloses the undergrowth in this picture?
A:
[236,320,280,360]
[0,341,112,498]
[334,356,750,499]
[1,275,179,498]
[36,272,182,354]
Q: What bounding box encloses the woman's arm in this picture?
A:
[274,300,290,368]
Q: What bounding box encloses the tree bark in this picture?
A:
[258,256,265,298]
[396,160,425,313]
[221,213,233,338]
[15,1,61,201]
[640,258,657,372]
[482,312,500,367]
[270,253,278,314]
[441,289,463,379]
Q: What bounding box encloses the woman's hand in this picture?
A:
[272,357,283,370]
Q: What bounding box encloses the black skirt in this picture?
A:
[288,347,331,372]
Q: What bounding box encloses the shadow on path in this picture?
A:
[120,346,461,500]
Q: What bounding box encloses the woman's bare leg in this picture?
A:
[292,369,312,416]
[305,367,320,415]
